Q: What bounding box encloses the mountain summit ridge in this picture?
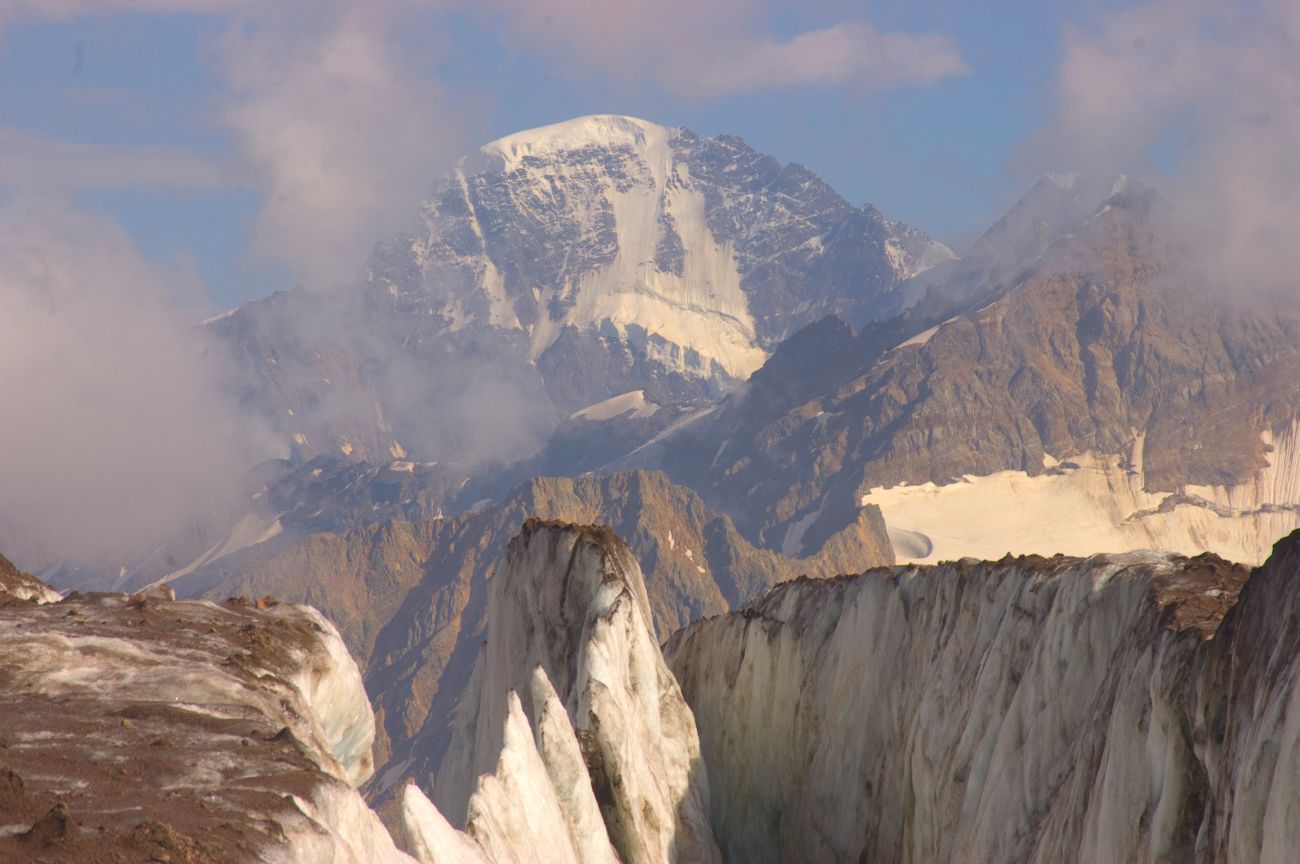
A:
[213,114,951,466]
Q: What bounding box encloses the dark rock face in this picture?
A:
[214,116,948,466]
[651,182,1300,555]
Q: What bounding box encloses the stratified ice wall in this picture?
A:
[412,519,720,864]
[666,537,1300,864]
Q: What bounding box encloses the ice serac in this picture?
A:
[400,783,490,864]
[666,531,1300,864]
[0,567,413,864]
[430,519,720,864]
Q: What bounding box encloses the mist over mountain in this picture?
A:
[212,115,951,468]
[9,2,1300,861]
[7,72,1300,862]
[638,173,1300,566]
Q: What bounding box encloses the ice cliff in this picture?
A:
[0,581,413,863]
[667,534,1300,863]
[406,518,720,864]
[12,520,1300,863]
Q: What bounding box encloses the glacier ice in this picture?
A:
[862,423,1300,567]
[0,587,414,863]
[667,535,1300,863]
[423,519,720,864]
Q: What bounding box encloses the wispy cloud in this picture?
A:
[680,22,967,98]
[475,0,967,100]
[1,1,468,290]
[0,199,279,565]
[1027,0,1300,290]
[2,0,963,285]
[217,2,468,290]
[0,128,231,191]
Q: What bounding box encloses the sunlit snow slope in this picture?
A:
[214,114,951,464]
[864,425,1300,566]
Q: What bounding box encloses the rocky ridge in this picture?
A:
[648,179,1300,564]
[213,115,950,466]
[147,470,889,798]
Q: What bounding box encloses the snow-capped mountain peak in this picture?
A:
[216,115,952,465]
[383,115,951,384]
[480,114,672,172]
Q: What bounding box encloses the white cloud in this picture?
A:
[1030,0,1300,289]
[2,0,961,286]
[217,3,468,290]
[669,21,968,98]
[1,1,468,290]
[476,0,967,100]
[0,199,279,565]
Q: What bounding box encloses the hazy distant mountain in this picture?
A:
[211,115,951,466]
[641,176,1300,565]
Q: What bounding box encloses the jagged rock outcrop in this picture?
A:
[665,531,1300,864]
[0,566,411,863]
[406,520,720,864]
[0,551,60,603]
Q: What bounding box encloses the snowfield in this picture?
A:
[862,424,1300,566]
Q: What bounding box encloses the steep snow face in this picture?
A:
[477,116,764,382]
[482,115,670,171]
[862,424,1300,566]
[215,115,949,464]
[0,583,412,863]
[666,537,1300,864]
[423,520,720,864]
[392,114,945,399]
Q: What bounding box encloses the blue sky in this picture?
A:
[0,0,1223,308]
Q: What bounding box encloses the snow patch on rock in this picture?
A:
[569,389,660,422]
[862,424,1300,565]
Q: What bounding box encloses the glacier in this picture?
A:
[862,423,1300,566]
[415,518,720,864]
[12,518,1300,863]
[667,534,1300,863]
[0,583,415,863]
